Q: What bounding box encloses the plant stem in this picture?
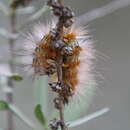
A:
[59,98,66,130]
[55,0,66,128]
[56,56,66,130]
[49,0,68,129]
[9,10,16,72]
[6,9,17,130]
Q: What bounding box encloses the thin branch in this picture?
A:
[16,0,130,31]
[9,104,35,129]
[17,5,50,30]
[55,0,66,129]
[48,0,69,129]
[76,0,130,25]
[9,11,17,73]
[6,8,17,130]
[0,28,19,39]
[67,107,110,128]
[56,56,66,130]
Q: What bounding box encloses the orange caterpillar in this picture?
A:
[23,22,95,103]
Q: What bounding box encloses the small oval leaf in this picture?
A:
[34,104,47,126]
[0,100,9,110]
[10,75,23,81]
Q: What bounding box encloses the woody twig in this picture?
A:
[47,0,74,130]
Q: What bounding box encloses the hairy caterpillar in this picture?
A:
[22,21,95,104]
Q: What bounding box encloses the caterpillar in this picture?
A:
[22,21,95,104]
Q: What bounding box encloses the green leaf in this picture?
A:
[10,75,23,81]
[34,104,47,126]
[9,104,35,129]
[34,77,50,130]
[0,100,9,110]
[67,108,110,128]
[35,76,48,115]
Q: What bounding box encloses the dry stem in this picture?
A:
[56,55,66,130]
[48,0,74,129]
[54,0,66,129]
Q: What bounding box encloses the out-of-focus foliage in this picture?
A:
[9,104,35,129]
[67,108,110,128]
[10,75,23,81]
[0,100,9,110]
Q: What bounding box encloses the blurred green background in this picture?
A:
[0,0,130,130]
